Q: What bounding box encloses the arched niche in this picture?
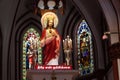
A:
[72,0,104,71]
[15,21,42,80]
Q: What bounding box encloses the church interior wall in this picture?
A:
[0,0,120,80]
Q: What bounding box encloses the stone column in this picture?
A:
[109,42,120,80]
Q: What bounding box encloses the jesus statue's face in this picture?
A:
[48,20,54,28]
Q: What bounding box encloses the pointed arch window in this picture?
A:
[77,20,94,75]
[22,27,42,80]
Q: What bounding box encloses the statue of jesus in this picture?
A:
[40,12,60,65]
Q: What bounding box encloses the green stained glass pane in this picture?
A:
[22,27,42,80]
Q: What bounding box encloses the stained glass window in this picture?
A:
[77,20,94,75]
[22,28,42,80]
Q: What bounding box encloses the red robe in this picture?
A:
[40,29,60,65]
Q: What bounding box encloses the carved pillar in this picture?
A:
[109,42,120,80]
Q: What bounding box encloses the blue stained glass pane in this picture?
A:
[77,20,94,76]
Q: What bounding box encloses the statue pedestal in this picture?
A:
[27,70,79,80]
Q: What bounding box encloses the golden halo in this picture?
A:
[41,12,58,28]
